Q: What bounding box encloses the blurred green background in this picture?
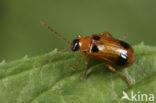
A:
[0,0,156,61]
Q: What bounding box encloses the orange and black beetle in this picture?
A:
[39,21,135,85]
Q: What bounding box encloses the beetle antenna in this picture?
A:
[39,20,71,44]
[38,46,71,74]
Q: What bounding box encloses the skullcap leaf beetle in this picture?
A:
[38,21,135,85]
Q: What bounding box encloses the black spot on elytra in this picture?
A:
[120,41,130,49]
[93,36,100,40]
[91,45,99,52]
[116,53,128,66]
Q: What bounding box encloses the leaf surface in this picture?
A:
[0,43,156,103]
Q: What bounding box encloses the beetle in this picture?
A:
[38,21,135,85]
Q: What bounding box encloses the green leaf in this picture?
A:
[0,43,156,103]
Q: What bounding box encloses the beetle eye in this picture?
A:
[72,39,79,51]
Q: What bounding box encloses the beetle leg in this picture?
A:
[106,64,131,85]
[103,32,113,38]
[81,55,90,80]
[120,35,125,40]
[72,52,86,70]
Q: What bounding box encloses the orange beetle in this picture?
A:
[39,21,135,85]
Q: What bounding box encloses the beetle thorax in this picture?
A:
[79,37,91,51]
